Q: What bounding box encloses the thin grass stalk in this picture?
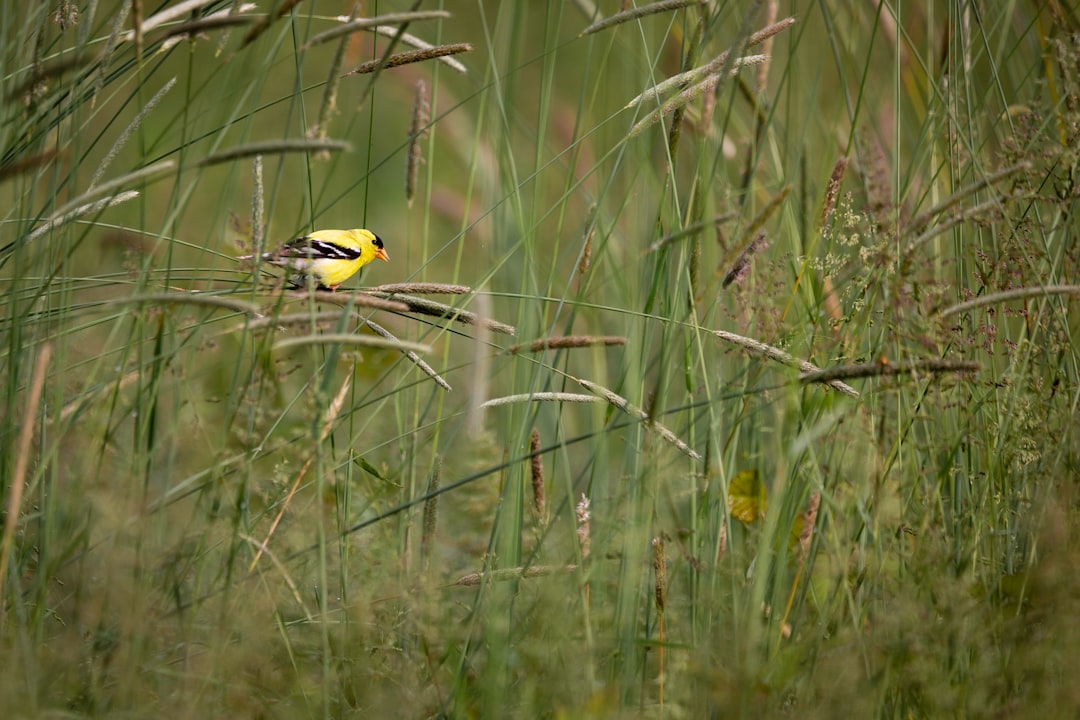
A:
[907,162,1030,233]
[578,203,597,275]
[353,0,425,109]
[370,282,470,295]
[799,359,979,383]
[937,285,1080,318]
[907,195,1005,251]
[91,77,176,187]
[240,535,310,615]
[240,0,303,48]
[818,156,848,232]
[468,292,492,433]
[624,16,796,109]
[251,155,265,255]
[652,534,667,711]
[248,376,353,572]
[346,43,472,75]
[91,4,130,105]
[421,457,441,570]
[713,329,860,397]
[529,429,545,518]
[721,231,768,288]
[508,336,626,353]
[24,190,140,243]
[756,0,779,91]
[276,292,408,313]
[272,334,431,354]
[406,80,429,206]
[310,3,359,143]
[447,564,580,587]
[365,319,451,391]
[26,159,175,241]
[365,292,516,335]
[647,213,736,254]
[581,0,703,36]
[628,55,769,137]
[200,139,351,166]
[371,26,471,73]
[479,393,600,409]
[301,10,451,49]
[573,378,701,460]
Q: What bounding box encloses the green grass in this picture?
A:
[2,1,1079,717]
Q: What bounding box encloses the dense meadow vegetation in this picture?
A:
[2,1,1079,716]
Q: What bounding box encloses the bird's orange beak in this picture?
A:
[375,247,389,262]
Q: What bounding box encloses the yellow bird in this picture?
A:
[243,228,389,291]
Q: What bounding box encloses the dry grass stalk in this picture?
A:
[406,80,430,206]
[653,533,668,710]
[278,291,408,313]
[370,282,471,295]
[860,134,896,232]
[0,344,51,617]
[717,517,728,563]
[647,213,736,254]
[239,534,309,615]
[628,55,768,137]
[799,358,979,384]
[157,13,256,42]
[366,291,516,335]
[508,335,627,354]
[448,564,579,587]
[579,203,597,274]
[24,158,173,243]
[421,457,441,569]
[131,0,143,59]
[799,491,820,558]
[26,191,140,243]
[200,139,351,166]
[301,10,451,49]
[90,75,174,187]
[574,378,702,460]
[652,535,667,613]
[576,494,592,559]
[273,333,431,354]
[819,156,848,232]
[529,429,545,517]
[721,231,768,288]
[251,155,264,254]
[756,0,779,92]
[479,393,600,409]
[247,376,354,572]
[624,16,796,110]
[309,3,359,143]
[713,329,860,398]
[908,162,1030,235]
[366,319,451,391]
[95,292,262,317]
[908,195,1005,251]
[581,0,703,35]
[468,292,493,434]
[347,43,472,75]
[372,26,470,72]
[241,0,303,48]
[938,284,1080,318]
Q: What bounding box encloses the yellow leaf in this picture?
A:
[728,469,767,524]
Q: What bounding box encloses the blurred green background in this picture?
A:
[2,1,1079,717]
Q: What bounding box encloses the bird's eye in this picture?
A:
[373,236,384,249]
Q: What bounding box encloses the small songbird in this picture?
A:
[242,228,389,291]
